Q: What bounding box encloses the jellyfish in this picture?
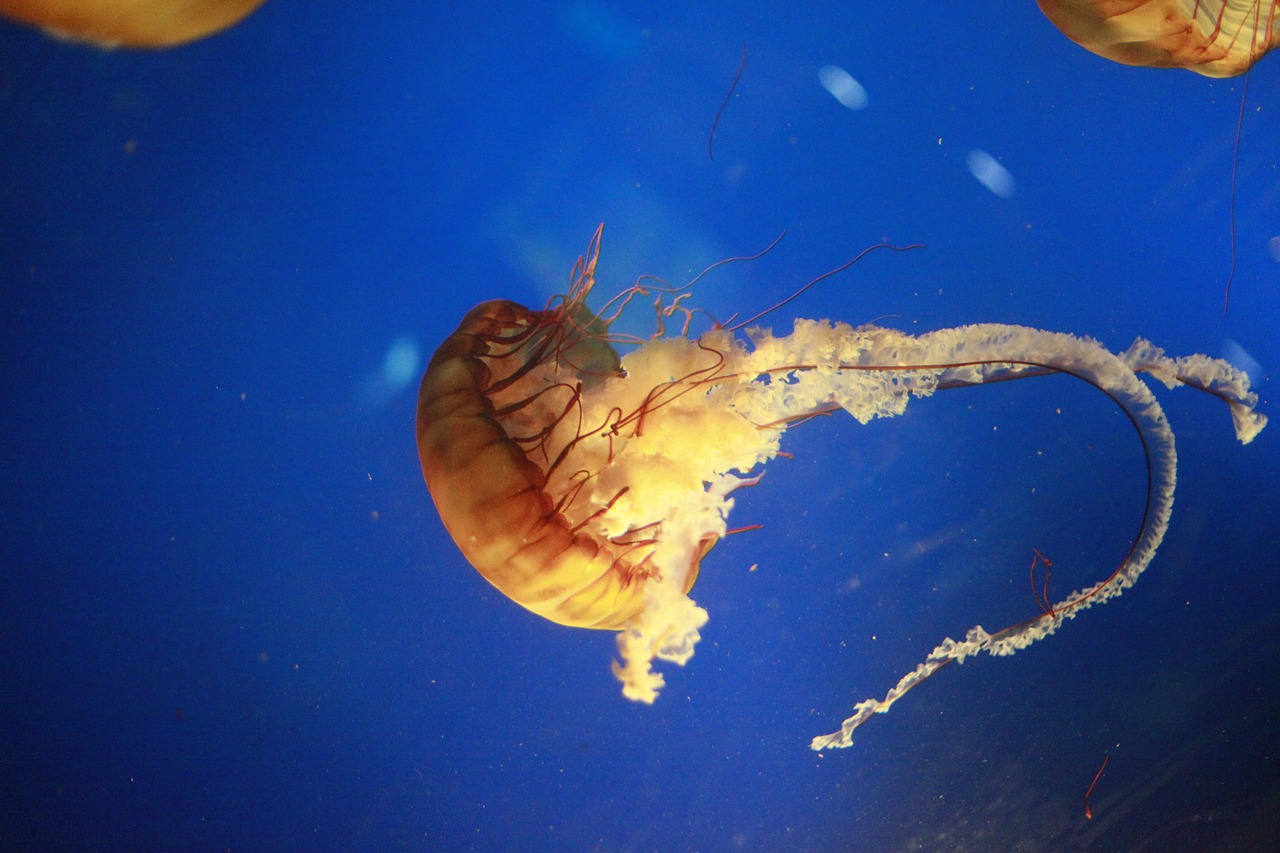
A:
[417,227,1266,749]
[1038,0,1279,76]
[0,0,267,49]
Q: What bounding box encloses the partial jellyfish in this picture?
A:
[416,227,1266,749]
[1037,2,1277,312]
[0,0,267,49]
[1038,0,1279,76]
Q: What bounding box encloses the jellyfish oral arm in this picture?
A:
[1121,338,1267,443]
[789,323,1263,750]
[611,563,710,703]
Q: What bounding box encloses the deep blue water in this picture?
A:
[3,2,1278,850]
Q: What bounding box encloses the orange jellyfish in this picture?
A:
[416,227,1266,749]
[0,0,267,49]
[1038,0,1279,76]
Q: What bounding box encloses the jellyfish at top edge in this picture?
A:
[1038,0,1279,77]
[416,225,1266,749]
[0,0,267,49]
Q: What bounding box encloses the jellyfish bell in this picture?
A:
[0,0,267,49]
[1038,0,1279,76]
[417,225,1266,745]
[418,229,717,635]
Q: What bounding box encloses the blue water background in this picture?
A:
[3,2,1278,850]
